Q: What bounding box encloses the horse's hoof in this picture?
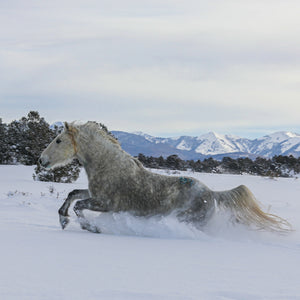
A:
[59,214,70,229]
[91,226,101,234]
[80,222,101,233]
[84,225,101,234]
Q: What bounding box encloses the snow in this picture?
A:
[1,165,300,299]
[195,132,245,155]
[256,131,300,152]
[264,131,300,142]
[131,131,157,143]
[250,131,300,157]
[285,132,300,138]
[281,137,300,153]
[176,140,192,151]
[169,136,181,141]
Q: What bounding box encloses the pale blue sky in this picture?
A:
[1,0,300,138]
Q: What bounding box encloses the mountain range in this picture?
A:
[111,131,300,160]
[50,122,300,160]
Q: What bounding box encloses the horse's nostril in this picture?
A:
[39,157,50,168]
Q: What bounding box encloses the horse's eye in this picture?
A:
[56,138,62,144]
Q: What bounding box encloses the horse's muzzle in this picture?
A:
[39,157,50,168]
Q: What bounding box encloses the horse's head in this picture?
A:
[39,122,78,169]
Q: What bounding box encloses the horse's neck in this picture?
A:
[76,134,137,179]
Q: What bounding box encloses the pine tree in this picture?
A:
[0,118,8,164]
[137,153,147,165]
[25,111,56,164]
[165,154,186,170]
[221,157,241,174]
[157,156,165,168]
[5,111,55,165]
[33,159,81,183]
[6,119,26,164]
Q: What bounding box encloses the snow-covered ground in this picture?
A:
[0,165,300,300]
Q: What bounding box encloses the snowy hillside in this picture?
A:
[194,132,250,155]
[112,130,300,159]
[1,165,300,299]
[250,131,300,157]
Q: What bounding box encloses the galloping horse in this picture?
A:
[39,122,291,233]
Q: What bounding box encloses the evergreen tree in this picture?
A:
[221,157,241,174]
[33,159,81,183]
[24,111,56,164]
[137,153,147,165]
[6,111,55,165]
[165,154,186,170]
[236,157,254,174]
[0,118,8,164]
[202,157,219,173]
[157,156,165,168]
[6,118,26,164]
[192,160,204,172]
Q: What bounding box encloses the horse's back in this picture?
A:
[141,170,216,221]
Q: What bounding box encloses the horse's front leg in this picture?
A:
[58,189,90,229]
[73,198,109,233]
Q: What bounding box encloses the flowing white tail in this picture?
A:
[214,185,291,233]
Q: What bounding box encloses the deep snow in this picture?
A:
[0,165,300,299]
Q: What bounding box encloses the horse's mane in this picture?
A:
[69,121,120,147]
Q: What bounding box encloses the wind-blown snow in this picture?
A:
[1,165,300,299]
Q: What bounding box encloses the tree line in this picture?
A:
[137,153,300,178]
[1,111,300,181]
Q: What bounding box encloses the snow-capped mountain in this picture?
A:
[194,132,251,155]
[112,130,300,160]
[250,132,300,157]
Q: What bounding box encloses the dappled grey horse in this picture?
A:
[39,122,291,233]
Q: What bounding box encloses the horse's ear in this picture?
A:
[64,122,78,136]
[64,122,70,131]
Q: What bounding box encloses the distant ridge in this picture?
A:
[50,123,300,160]
[111,130,300,160]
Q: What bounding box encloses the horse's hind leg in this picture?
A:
[73,198,108,233]
[58,189,90,229]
